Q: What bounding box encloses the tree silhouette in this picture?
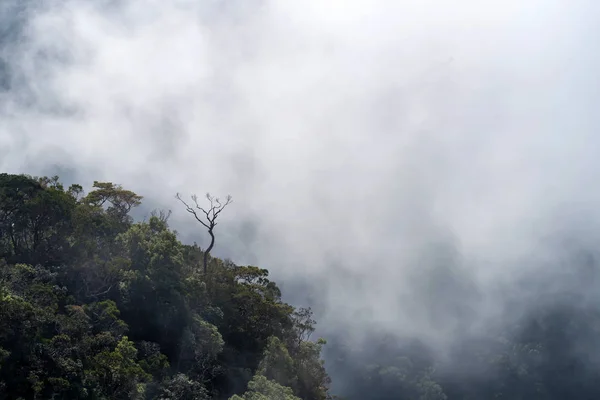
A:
[176,192,232,274]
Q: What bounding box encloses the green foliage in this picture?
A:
[230,375,301,400]
[87,336,150,399]
[257,336,297,389]
[291,338,331,400]
[0,173,331,399]
[0,173,76,266]
[84,181,143,222]
[153,373,210,400]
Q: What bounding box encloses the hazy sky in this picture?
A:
[1,0,600,346]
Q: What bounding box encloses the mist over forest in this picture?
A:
[2,0,600,399]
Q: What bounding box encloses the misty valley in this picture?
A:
[1,173,600,399]
[2,0,600,398]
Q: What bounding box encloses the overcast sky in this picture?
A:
[2,0,600,346]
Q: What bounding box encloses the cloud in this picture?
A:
[1,0,600,348]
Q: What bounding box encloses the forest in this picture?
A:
[2,172,600,399]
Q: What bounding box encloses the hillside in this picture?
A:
[3,172,600,400]
[0,173,330,399]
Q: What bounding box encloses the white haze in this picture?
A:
[1,0,600,347]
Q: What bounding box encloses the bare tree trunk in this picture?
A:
[8,226,17,255]
[203,229,215,274]
[176,192,232,274]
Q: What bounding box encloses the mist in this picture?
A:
[2,0,600,395]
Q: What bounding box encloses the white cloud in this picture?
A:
[1,0,600,345]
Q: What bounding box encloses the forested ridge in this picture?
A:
[2,172,600,400]
[0,173,330,399]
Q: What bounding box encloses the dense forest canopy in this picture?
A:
[0,173,330,399]
[2,172,600,399]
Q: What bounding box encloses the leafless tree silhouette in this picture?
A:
[176,192,232,274]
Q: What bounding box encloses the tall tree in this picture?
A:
[175,193,232,274]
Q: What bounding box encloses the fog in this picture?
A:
[2,0,600,379]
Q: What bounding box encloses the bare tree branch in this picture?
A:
[176,192,232,273]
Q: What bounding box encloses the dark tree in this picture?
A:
[176,192,232,274]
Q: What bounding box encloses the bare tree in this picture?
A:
[176,192,232,274]
[149,209,172,224]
